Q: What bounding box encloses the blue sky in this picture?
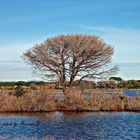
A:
[0,0,140,81]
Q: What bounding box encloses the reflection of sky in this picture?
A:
[0,0,140,81]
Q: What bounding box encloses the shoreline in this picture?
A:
[0,110,140,113]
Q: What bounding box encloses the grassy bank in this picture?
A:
[0,88,140,112]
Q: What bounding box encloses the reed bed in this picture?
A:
[0,88,140,112]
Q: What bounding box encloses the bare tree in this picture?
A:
[23,34,118,94]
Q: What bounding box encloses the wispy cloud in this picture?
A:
[79,24,140,39]
[78,24,140,47]
[78,24,140,63]
[0,59,30,71]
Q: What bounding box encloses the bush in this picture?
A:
[117,80,140,89]
[15,81,29,86]
[0,82,16,87]
[109,77,123,83]
[79,80,96,89]
[15,86,26,97]
[97,81,108,88]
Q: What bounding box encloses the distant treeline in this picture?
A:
[0,78,140,89]
[0,81,49,87]
[72,79,140,89]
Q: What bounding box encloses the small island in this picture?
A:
[0,79,140,113]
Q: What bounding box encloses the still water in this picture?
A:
[124,90,140,96]
[0,112,140,140]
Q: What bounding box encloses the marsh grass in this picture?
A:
[0,87,140,112]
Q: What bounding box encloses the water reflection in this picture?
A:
[0,112,140,139]
[84,90,140,97]
[124,90,140,96]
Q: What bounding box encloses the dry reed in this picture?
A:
[0,87,140,112]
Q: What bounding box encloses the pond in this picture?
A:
[124,90,140,96]
[0,112,140,139]
[83,90,140,98]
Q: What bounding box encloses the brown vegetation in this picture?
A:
[0,88,140,112]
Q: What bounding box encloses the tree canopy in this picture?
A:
[109,77,123,82]
[23,34,118,94]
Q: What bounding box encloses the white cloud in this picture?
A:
[0,39,50,81]
[0,43,34,61]
[79,24,140,63]
[0,43,36,81]
[79,25,140,42]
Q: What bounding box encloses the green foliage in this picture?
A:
[0,82,16,86]
[117,82,124,88]
[109,77,123,82]
[126,83,134,89]
[0,81,49,87]
[15,86,26,97]
[134,82,140,88]
[15,81,29,86]
[34,81,46,85]
[117,80,140,89]
[0,79,140,89]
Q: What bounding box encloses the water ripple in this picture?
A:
[0,112,140,139]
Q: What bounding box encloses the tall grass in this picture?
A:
[0,88,140,112]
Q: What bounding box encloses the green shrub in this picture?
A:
[15,81,29,86]
[0,82,16,86]
[15,86,26,97]
[109,77,123,83]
